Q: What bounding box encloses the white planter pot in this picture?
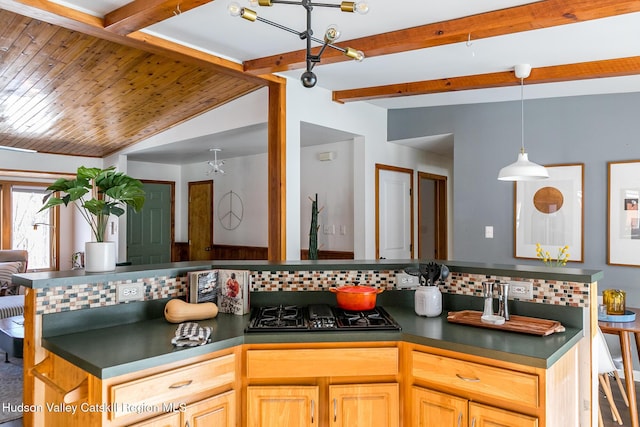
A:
[85,241,116,273]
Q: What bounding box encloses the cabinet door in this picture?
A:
[183,390,236,427]
[411,387,467,427]
[128,411,181,426]
[329,383,399,427]
[469,402,538,427]
[247,386,319,427]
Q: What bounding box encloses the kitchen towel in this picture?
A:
[171,322,212,347]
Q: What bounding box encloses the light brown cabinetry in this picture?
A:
[329,383,399,427]
[406,344,579,427]
[244,344,400,427]
[129,390,236,427]
[33,348,239,427]
[246,386,319,427]
[411,387,537,427]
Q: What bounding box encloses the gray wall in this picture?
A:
[389,92,640,306]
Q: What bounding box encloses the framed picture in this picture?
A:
[608,160,640,266]
[514,163,584,262]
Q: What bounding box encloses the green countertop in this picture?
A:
[42,305,583,379]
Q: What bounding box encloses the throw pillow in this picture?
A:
[0,262,23,294]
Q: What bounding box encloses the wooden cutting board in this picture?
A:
[446,310,565,336]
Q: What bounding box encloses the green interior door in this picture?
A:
[127,182,172,265]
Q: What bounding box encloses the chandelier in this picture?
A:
[228,0,368,88]
[207,148,225,175]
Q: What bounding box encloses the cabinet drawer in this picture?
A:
[412,351,538,408]
[109,354,235,420]
[247,347,398,378]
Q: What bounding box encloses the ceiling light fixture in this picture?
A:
[498,64,549,181]
[228,0,368,88]
[207,148,226,175]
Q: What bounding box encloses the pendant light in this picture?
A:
[497,64,549,181]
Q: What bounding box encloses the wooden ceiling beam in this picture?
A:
[243,0,640,75]
[332,57,640,103]
[104,0,213,36]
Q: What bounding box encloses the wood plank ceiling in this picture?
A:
[0,8,263,158]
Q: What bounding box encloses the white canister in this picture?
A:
[415,286,442,317]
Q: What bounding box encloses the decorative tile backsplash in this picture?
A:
[35,269,591,314]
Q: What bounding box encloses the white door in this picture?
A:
[377,166,413,259]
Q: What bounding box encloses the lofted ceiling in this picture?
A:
[0,0,639,160]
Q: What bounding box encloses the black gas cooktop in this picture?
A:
[245,304,401,332]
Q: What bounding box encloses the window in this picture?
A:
[1,181,59,271]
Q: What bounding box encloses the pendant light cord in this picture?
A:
[520,77,525,154]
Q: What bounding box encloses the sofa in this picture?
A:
[0,250,28,319]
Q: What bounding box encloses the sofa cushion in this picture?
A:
[0,262,23,296]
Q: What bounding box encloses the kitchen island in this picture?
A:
[14,259,600,426]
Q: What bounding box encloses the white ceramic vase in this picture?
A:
[85,241,116,273]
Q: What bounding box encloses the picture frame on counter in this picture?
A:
[514,163,584,262]
[607,159,640,267]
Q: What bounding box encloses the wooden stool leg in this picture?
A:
[600,374,624,425]
[613,370,630,407]
[599,406,605,427]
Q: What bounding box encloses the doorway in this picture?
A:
[418,172,448,260]
[188,180,214,260]
[127,181,174,265]
[375,164,414,259]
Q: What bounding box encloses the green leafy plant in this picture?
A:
[40,166,145,242]
[535,243,570,267]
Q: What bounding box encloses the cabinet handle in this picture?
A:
[185,422,190,427]
[169,380,193,389]
[471,418,476,427]
[311,399,315,424]
[455,373,480,382]
[333,398,337,422]
[457,412,462,427]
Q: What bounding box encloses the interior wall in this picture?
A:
[388,91,640,304]
[286,82,449,260]
[300,140,354,252]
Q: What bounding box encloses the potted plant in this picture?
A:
[40,166,145,272]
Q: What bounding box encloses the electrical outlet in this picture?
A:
[396,273,419,288]
[509,281,533,300]
[117,283,144,303]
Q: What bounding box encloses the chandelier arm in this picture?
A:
[268,0,304,5]
[309,2,342,8]
[255,16,304,37]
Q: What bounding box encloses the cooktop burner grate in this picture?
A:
[245,304,401,332]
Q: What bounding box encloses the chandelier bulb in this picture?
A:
[324,25,341,43]
[249,0,259,6]
[354,1,369,14]
[228,2,242,16]
[345,47,365,62]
